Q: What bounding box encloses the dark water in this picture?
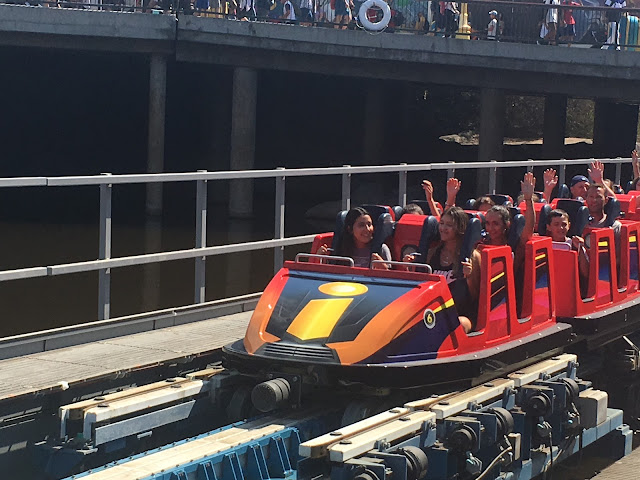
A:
[0,46,623,337]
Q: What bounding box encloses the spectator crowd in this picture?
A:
[6,0,640,47]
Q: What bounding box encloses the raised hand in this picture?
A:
[461,257,472,278]
[446,177,461,198]
[543,168,558,189]
[521,172,536,200]
[422,180,434,201]
[402,253,416,263]
[588,161,605,184]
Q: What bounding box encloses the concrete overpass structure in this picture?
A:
[1,5,639,206]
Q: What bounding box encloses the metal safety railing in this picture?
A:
[0,156,632,322]
[4,0,640,50]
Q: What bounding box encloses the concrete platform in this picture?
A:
[0,310,251,402]
[593,446,640,480]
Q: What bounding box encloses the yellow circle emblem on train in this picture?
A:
[318,282,368,297]
[423,309,436,329]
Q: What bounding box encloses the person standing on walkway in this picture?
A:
[444,2,459,37]
[543,0,560,45]
[487,9,498,40]
[281,0,296,21]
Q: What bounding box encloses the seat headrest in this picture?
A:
[488,194,513,206]
[538,204,552,235]
[508,206,521,219]
[464,198,477,210]
[508,214,526,252]
[603,198,621,227]
[466,211,485,225]
[392,205,404,221]
[570,206,590,237]
[361,205,391,222]
[558,184,571,199]
[626,180,635,194]
[331,210,349,251]
[417,215,440,260]
[460,217,483,263]
[370,212,394,255]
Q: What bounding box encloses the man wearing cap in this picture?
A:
[542,161,617,202]
[487,10,498,40]
[569,175,589,200]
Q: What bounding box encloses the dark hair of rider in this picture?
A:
[442,206,468,239]
[403,203,425,215]
[337,207,372,258]
[546,209,569,226]
[476,196,496,208]
[441,206,469,278]
[486,205,511,227]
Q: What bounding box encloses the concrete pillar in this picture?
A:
[594,100,639,158]
[146,54,167,217]
[477,88,505,194]
[142,217,162,313]
[363,81,386,165]
[542,94,567,160]
[229,67,258,218]
[143,54,167,312]
[224,219,253,298]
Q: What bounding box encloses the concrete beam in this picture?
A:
[542,94,567,160]
[1,7,639,100]
[177,42,640,103]
[176,16,640,89]
[0,5,175,53]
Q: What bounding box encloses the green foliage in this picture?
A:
[418,88,597,140]
[566,98,595,139]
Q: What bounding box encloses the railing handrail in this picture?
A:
[0,156,632,325]
[0,157,631,188]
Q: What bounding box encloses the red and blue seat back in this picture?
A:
[619,221,640,295]
[519,237,556,327]
[554,227,622,317]
[391,214,429,261]
[475,245,517,341]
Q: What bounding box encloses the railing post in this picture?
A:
[527,159,534,173]
[98,173,112,321]
[398,163,407,207]
[274,167,286,274]
[194,171,207,304]
[489,161,498,194]
[615,158,622,186]
[558,160,566,188]
[342,165,351,211]
[447,161,455,179]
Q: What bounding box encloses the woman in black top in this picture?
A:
[405,206,474,332]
